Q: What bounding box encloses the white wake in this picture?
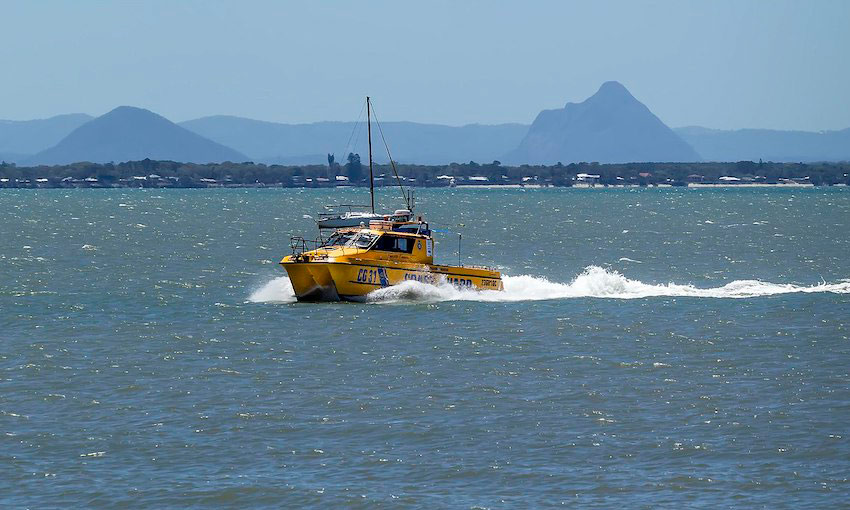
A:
[247,266,850,304]
[247,276,297,303]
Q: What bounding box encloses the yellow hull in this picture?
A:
[281,260,503,302]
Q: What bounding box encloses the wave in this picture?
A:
[248,266,850,304]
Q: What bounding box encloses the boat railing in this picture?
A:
[289,236,327,256]
[466,264,499,272]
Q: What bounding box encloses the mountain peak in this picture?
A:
[27,106,247,165]
[102,105,167,120]
[597,80,629,94]
[511,81,700,164]
[563,81,636,109]
[109,105,149,113]
[587,81,636,104]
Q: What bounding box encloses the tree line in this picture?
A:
[1,158,849,187]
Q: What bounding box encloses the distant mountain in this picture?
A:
[180,116,529,165]
[506,81,700,164]
[675,126,850,162]
[8,89,849,166]
[28,107,246,165]
[0,113,93,161]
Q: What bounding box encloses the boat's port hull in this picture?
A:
[281,260,502,302]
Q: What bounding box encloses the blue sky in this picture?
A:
[2,0,848,130]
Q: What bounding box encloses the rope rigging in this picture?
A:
[368,100,411,211]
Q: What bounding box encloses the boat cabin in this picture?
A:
[319,218,433,264]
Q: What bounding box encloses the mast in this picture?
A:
[367,96,374,213]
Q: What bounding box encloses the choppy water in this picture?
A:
[2,187,849,508]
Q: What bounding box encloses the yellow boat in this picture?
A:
[279,97,503,302]
[281,215,503,301]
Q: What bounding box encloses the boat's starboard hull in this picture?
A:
[281,261,502,302]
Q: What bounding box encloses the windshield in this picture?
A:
[321,231,355,247]
[320,231,377,249]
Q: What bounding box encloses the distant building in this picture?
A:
[576,172,600,184]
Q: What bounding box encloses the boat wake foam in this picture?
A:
[247,266,850,304]
[367,266,850,303]
[247,276,297,304]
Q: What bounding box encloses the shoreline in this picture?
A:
[4,160,847,189]
[687,182,815,188]
[2,182,842,190]
[452,183,823,189]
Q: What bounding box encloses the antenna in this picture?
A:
[458,233,462,267]
[367,96,374,213]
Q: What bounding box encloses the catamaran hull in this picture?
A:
[281,261,502,302]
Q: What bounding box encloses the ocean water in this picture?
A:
[2,187,849,508]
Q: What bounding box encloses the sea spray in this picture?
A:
[249,266,850,304]
[247,276,297,303]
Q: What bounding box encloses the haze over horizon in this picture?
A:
[2,0,849,131]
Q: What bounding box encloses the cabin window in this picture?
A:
[352,232,378,249]
[374,235,415,253]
